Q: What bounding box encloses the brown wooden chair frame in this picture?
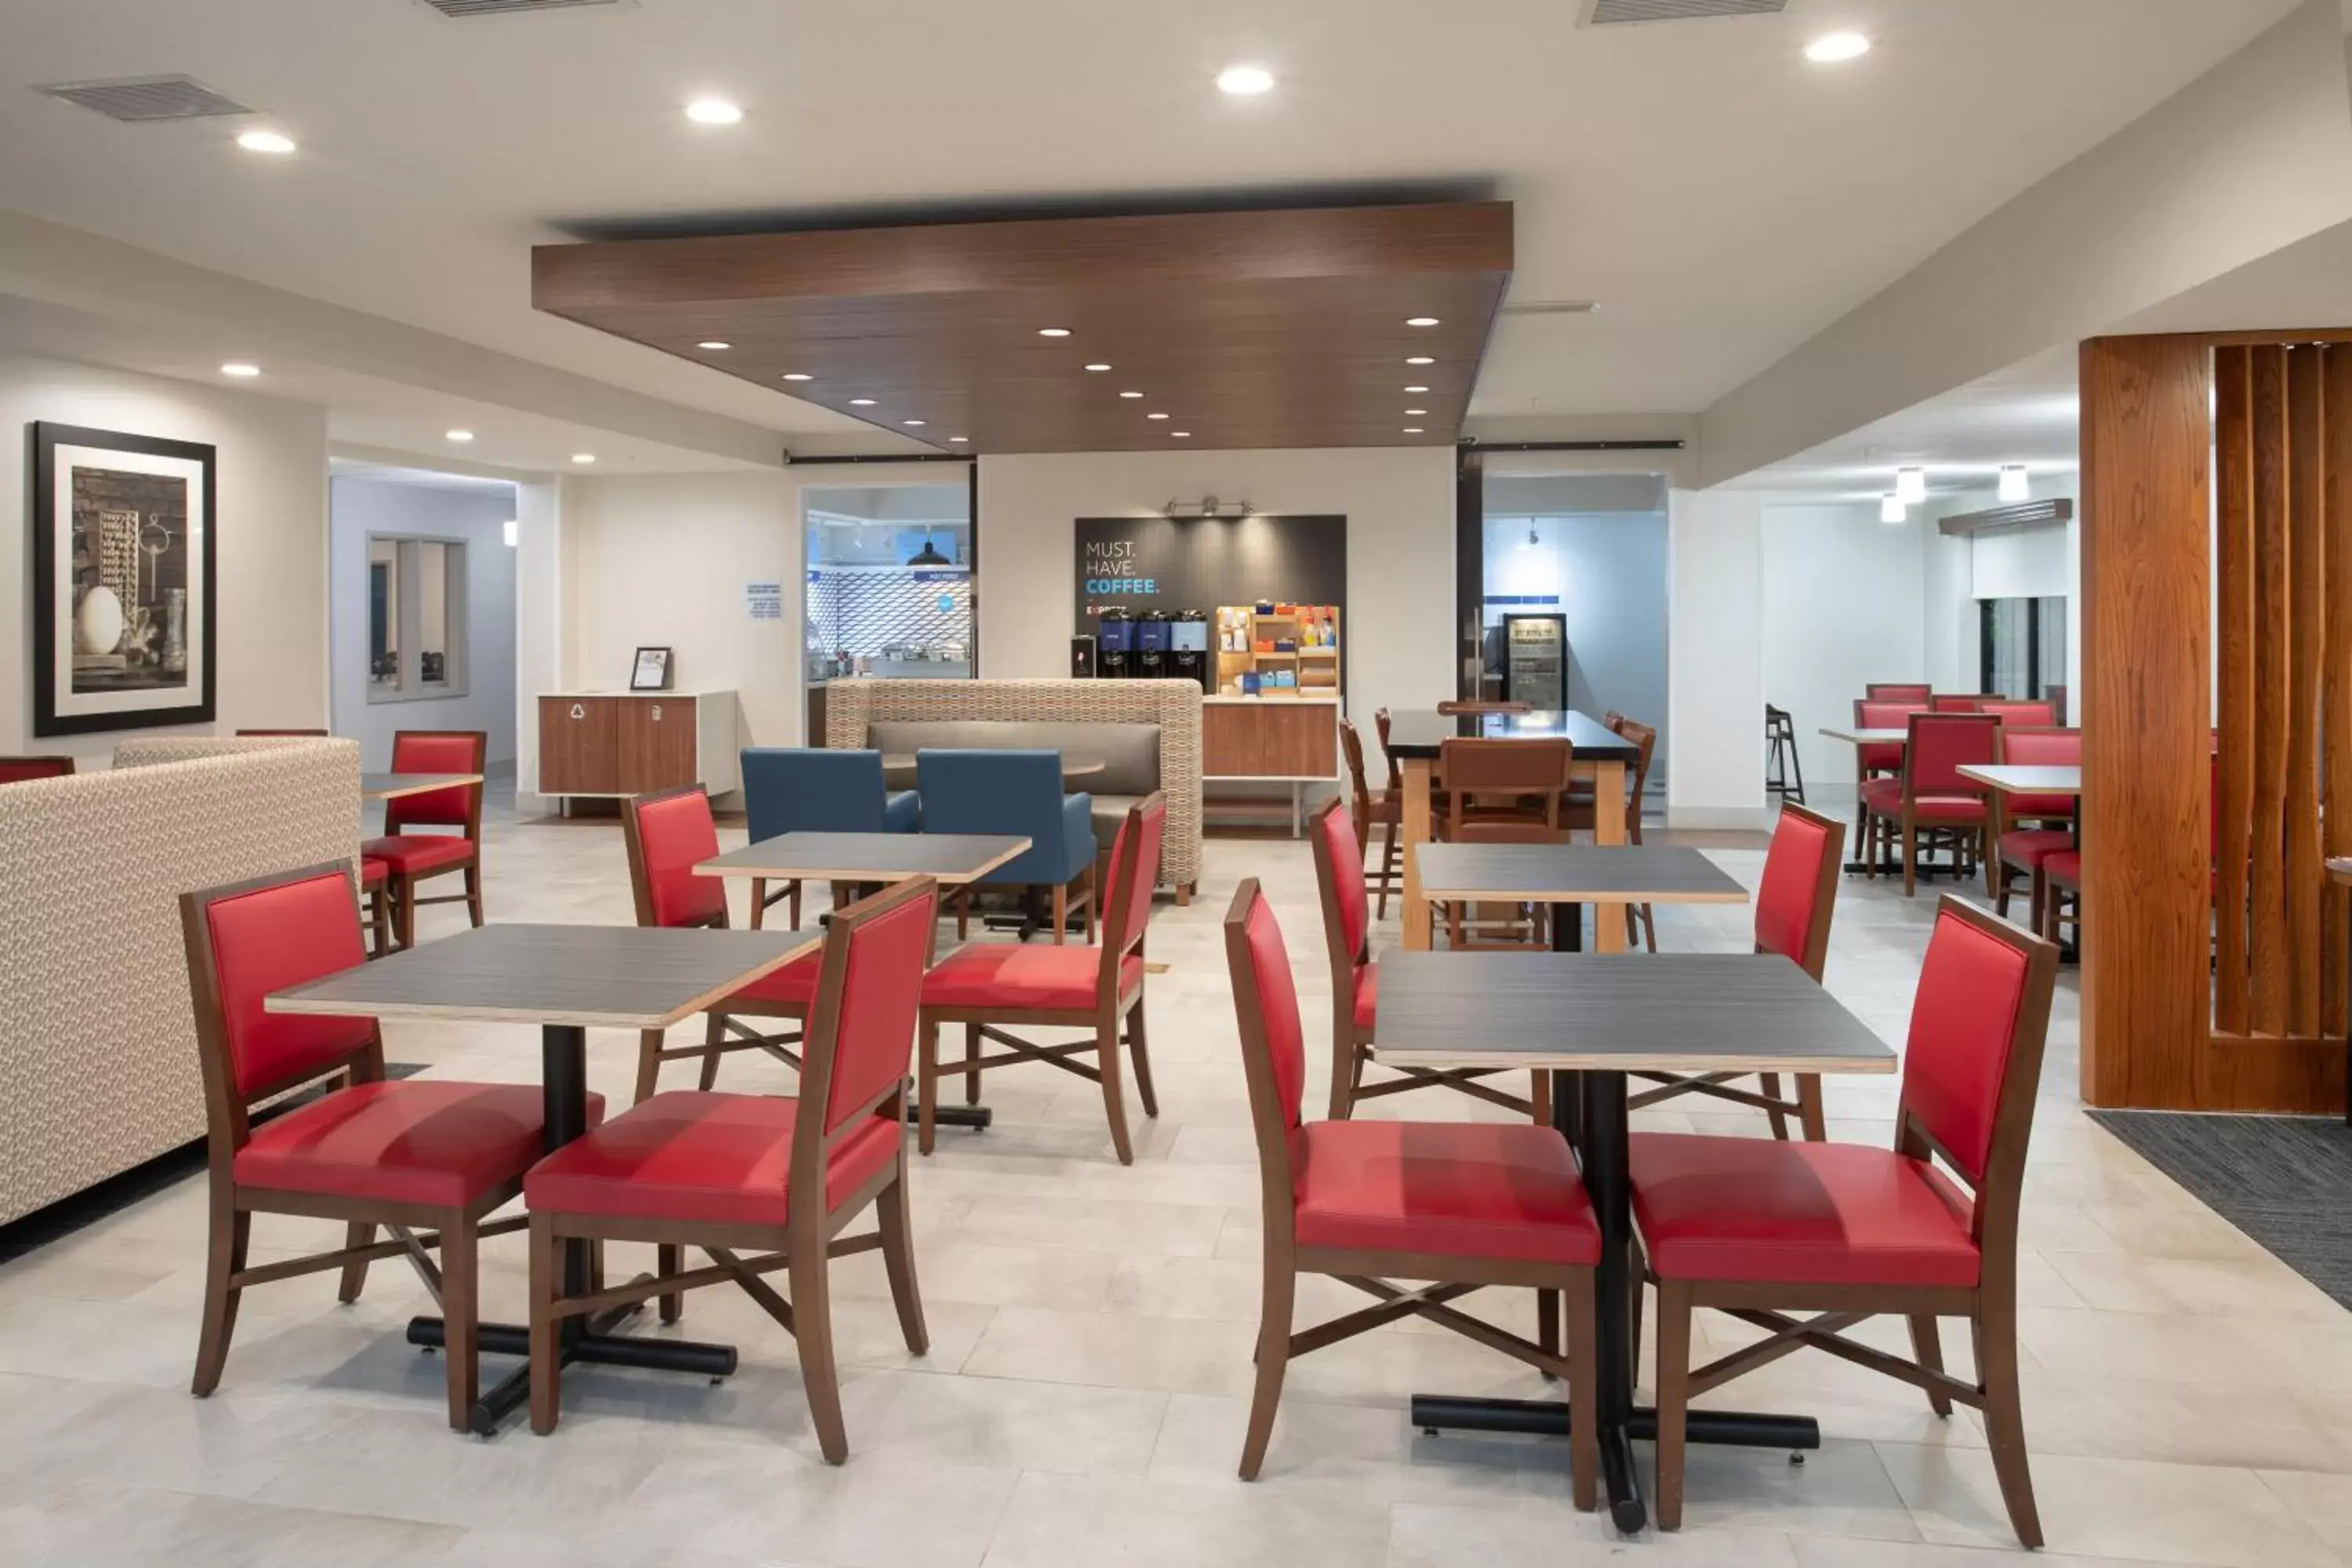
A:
[1627,802,1846,1140]
[1224,877,1599,1503]
[621,783,809,1103]
[376,728,488,949]
[916,793,1166,1165]
[527,876,937,1461]
[1644,896,2058,1545]
[179,860,530,1431]
[1337,717,1402,919]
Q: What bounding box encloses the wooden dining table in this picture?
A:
[1384,710,1644,953]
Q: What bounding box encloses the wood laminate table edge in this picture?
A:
[1817,728,1907,745]
[693,835,1031,885]
[1374,1043,1896,1074]
[1955,764,2082,796]
[361,771,486,800]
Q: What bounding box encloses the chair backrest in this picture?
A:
[1373,707,1398,789]
[1929,693,1998,713]
[621,785,729,930]
[1754,803,1846,981]
[382,730,485,834]
[1998,726,2081,767]
[1439,737,1573,830]
[0,756,75,784]
[235,728,328,737]
[1222,879,1308,1246]
[1856,699,1926,731]
[797,876,939,1154]
[1309,797,1370,986]
[178,863,379,1129]
[1896,898,2058,1246]
[1337,718,1375,848]
[1866,683,1932,702]
[740,748,893,842]
[1904,713,2000,795]
[1978,701,2056,728]
[1099,794,1170,976]
[912,750,1071,848]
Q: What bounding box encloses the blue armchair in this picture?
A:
[737,747,920,926]
[914,749,1096,943]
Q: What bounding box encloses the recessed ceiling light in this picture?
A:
[235,129,296,155]
[1084,363,1112,372]
[1216,64,1275,96]
[685,97,743,125]
[903,419,926,426]
[1405,408,1428,416]
[572,452,597,465]
[781,372,812,381]
[1403,427,1425,435]
[949,436,970,443]
[1147,412,1170,420]
[1038,328,1072,338]
[1805,32,1871,64]
[1119,390,1144,399]
[1171,431,1192,438]
[446,429,474,443]
[1406,356,1435,366]
[849,397,877,406]
[219,362,260,378]
[1405,384,1431,394]
[697,340,731,350]
[1406,317,1440,327]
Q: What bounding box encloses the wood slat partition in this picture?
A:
[2326,347,2352,1038]
[2213,347,2255,1036]
[2286,347,2326,1038]
[2249,346,2292,1036]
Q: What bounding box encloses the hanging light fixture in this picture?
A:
[1895,466,1927,504]
[906,529,950,567]
[1880,493,1906,524]
[1998,464,2030,503]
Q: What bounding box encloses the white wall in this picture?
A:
[1920,471,2082,715]
[328,476,518,771]
[1761,502,1931,797]
[976,447,1457,724]
[1666,488,1766,828]
[0,351,328,768]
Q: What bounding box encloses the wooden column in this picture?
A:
[2212,347,2253,1036]
[2078,334,2212,1109]
[2325,347,2352,1038]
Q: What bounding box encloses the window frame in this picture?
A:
[365,532,469,704]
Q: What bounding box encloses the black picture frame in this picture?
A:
[630,645,673,691]
[31,421,218,737]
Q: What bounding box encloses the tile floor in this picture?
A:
[6,793,2352,1566]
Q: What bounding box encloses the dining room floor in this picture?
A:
[5,792,2351,1567]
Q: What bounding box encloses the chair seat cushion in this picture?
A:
[524,1091,898,1225]
[1998,829,2074,871]
[724,949,826,1009]
[2044,850,2081,887]
[1857,782,1986,823]
[358,857,389,887]
[1628,1133,1979,1287]
[1293,1120,1600,1266]
[1858,743,1904,772]
[1352,963,1377,1029]
[361,834,476,875]
[236,1080,592,1209]
[921,944,1142,1012]
[2003,793,2077,820]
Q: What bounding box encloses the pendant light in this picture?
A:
[1998,465,2030,503]
[1880,493,1906,524]
[1895,466,1927,504]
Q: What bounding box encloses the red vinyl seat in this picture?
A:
[1293,1120,1600,1265]
[1998,829,2072,869]
[362,834,477,875]
[1859,781,1986,822]
[526,1091,898,1226]
[920,943,1145,1011]
[1628,1134,1977,1287]
[359,856,389,886]
[239,1079,593,1209]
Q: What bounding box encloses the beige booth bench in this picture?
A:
[823,678,1203,901]
[0,736,361,1225]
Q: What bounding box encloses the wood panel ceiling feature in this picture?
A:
[532,202,1513,454]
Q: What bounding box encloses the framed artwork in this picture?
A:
[630,645,673,691]
[31,422,217,736]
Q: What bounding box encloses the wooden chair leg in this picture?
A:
[1237,1262,1295,1479]
[394,876,418,949]
[1908,1313,1954,1417]
[1530,1069,1552,1129]
[658,1243,684,1323]
[790,1233,850,1464]
[1375,818,1399,920]
[1796,1074,1827,1142]
[790,880,803,930]
[1083,864,1098,945]
[463,862,485,927]
[1981,827,1998,899]
[191,1196,249,1397]
[748,877,766,931]
[698,1011,727,1091]
[528,1214,561,1436]
[336,1221,376,1302]
[964,1022,982,1106]
[1757,1074,1791,1141]
[1098,1018,1134,1165]
[1564,1272,1600,1512]
[1901,818,1918,898]
[633,1029,665,1105]
[1994,859,2014,917]
[1051,882,1069,946]
[917,1019,940,1156]
[1537,1287,1560,1362]
[1653,1279,1694,1531]
[1976,1304,2044,1548]
[877,1165,929,1356]
[1127,997,1159,1119]
[441,1213,478,1432]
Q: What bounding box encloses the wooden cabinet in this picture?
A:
[535,691,740,800]
[1203,699,1338,779]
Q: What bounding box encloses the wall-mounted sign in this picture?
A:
[1073,514,1346,625]
[745,580,785,620]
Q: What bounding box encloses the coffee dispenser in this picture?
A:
[1135,610,1172,678]
[1095,607,1134,678]
[1170,610,1210,691]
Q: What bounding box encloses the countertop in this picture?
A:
[1203,693,1342,706]
[539,688,733,699]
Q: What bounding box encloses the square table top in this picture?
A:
[1817,728,1907,746]
[1381,709,1640,764]
[697,831,1030,885]
[266,922,821,1030]
[1957,764,2081,796]
[1372,952,1897,1075]
[1414,843,1748,905]
[360,771,485,800]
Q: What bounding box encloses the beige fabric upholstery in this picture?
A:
[826,679,1203,889]
[0,738,361,1223]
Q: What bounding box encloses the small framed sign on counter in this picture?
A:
[629,645,673,691]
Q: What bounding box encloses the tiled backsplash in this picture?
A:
[807,566,972,658]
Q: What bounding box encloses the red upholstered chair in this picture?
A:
[1222,877,1600,1501]
[1338,718,1403,920]
[1977,701,2056,728]
[621,785,822,1102]
[234,728,330,736]
[1860,712,1998,897]
[917,793,1166,1164]
[1632,897,2060,1544]
[178,862,587,1430]
[1630,803,1846,1139]
[364,730,487,949]
[0,756,74,783]
[1991,728,2081,924]
[1852,699,1924,796]
[1864,683,1931,704]
[523,877,937,1461]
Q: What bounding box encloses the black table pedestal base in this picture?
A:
[1411,1393,1822,1450]
[408,1288,742,1437]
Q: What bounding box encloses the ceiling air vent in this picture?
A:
[36,75,254,122]
[1582,0,1786,24]
[419,0,623,16]
[1501,300,1601,318]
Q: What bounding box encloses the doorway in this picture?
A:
[803,481,973,741]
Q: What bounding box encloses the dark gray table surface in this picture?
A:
[1414,843,1748,903]
[1381,709,1640,763]
[695,831,1030,885]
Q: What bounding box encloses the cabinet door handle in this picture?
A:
[570,703,586,720]
[651,704,663,722]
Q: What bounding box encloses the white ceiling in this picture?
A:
[0,0,2304,454]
